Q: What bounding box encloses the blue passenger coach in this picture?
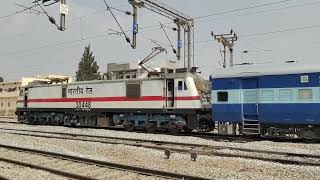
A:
[211,63,320,139]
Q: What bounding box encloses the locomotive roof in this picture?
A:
[26,72,200,88]
[211,62,320,79]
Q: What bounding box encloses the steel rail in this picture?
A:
[0,157,95,180]
[0,144,211,180]
[0,128,320,167]
[0,127,319,159]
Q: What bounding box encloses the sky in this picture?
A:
[1,0,320,81]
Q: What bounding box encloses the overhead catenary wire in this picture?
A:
[241,25,320,38]
[0,3,40,20]
[2,0,319,58]
[194,0,297,20]
[15,3,43,15]
[35,1,60,29]
[3,22,320,58]
[103,0,132,46]
[159,22,176,55]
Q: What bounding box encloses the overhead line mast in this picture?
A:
[128,0,194,71]
[212,30,238,68]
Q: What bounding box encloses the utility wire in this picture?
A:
[194,0,297,20]
[0,4,39,20]
[241,25,320,38]
[193,1,320,26]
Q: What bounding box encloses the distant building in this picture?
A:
[0,75,71,118]
[106,60,177,80]
[106,62,146,80]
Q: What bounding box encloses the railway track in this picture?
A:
[0,127,319,167]
[0,120,253,143]
[0,144,210,180]
[0,120,304,143]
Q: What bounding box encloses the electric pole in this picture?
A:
[127,0,194,71]
[212,30,238,68]
[59,0,68,31]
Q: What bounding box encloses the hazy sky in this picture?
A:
[1,0,320,81]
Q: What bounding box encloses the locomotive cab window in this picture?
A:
[126,83,141,99]
[178,81,183,90]
[178,81,188,91]
[217,91,228,102]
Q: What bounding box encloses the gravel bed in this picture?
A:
[0,131,319,179]
[0,161,68,180]
[0,121,319,156]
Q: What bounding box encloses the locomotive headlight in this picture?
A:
[170,115,176,120]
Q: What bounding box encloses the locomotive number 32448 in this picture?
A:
[75,101,91,110]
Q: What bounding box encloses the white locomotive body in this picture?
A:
[16,72,212,132]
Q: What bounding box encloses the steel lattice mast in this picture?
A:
[128,0,194,70]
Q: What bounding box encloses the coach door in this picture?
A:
[241,78,259,119]
[166,79,174,108]
[241,78,260,135]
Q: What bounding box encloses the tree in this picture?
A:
[76,45,100,81]
[0,77,3,82]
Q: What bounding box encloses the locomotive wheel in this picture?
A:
[183,126,193,133]
[168,123,180,134]
[199,117,215,132]
[145,123,157,133]
[125,123,135,132]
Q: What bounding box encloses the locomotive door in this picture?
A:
[166,79,174,107]
[24,88,28,108]
[241,78,259,120]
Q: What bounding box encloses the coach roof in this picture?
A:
[211,62,320,79]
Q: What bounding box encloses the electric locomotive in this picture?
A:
[16,69,213,133]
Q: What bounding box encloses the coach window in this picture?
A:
[298,89,313,101]
[8,102,10,107]
[178,81,183,90]
[217,91,228,102]
[279,89,293,101]
[1,102,3,107]
[260,90,274,102]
